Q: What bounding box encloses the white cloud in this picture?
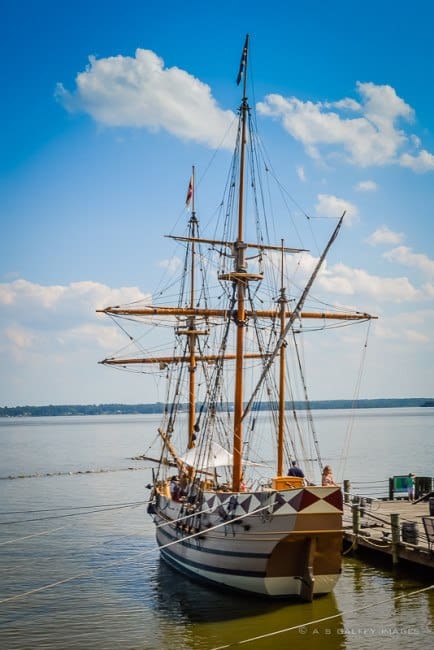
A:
[257,82,434,171]
[383,246,434,276]
[405,329,429,343]
[366,226,404,246]
[58,323,124,350]
[355,180,378,192]
[158,256,183,274]
[327,98,361,111]
[0,279,171,405]
[296,165,306,182]
[372,309,434,344]
[5,325,36,350]
[0,279,66,309]
[56,49,236,149]
[424,283,434,298]
[318,263,421,302]
[0,279,149,339]
[315,194,358,224]
[282,251,421,304]
[373,323,399,340]
[399,149,434,172]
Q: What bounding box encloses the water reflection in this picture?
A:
[152,560,346,650]
[153,560,293,623]
[336,558,433,648]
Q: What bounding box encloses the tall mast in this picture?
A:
[233,34,249,491]
[277,240,287,476]
[187,166,197,449]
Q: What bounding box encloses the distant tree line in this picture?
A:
[1,398,433,418]
[0,403,166,417]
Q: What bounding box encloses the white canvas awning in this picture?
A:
[180,442,266,471]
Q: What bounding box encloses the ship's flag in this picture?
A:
[186,176,193,207]
[236,35,249,86]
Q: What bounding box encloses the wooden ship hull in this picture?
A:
[152,481,343,600]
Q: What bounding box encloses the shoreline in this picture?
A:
[1,398,433,417]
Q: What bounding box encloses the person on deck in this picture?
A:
[321,465,337,487]
[407,473,416,501]
[170,476,180,500]
[287,461,305,478]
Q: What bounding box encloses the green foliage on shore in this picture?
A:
[1,398,433,417]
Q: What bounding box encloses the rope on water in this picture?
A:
[0,525,69,547]
[208,584,434,649]
[0,503,271,605]
[0,499,148,516]
[0,501,148,525]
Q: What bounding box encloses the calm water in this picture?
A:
[0,409,433,649]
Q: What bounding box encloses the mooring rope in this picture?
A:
[0,501,149,525]
[208,584,434,649]
[0,503,271,605]
[0,499,148,516]
[0,525,69,547]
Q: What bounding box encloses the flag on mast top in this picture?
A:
[236,34,249,86]
[185,175,193,208]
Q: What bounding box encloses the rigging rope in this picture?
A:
[336,321,372,481]
[242,215,345,423]
[291,329,323,472]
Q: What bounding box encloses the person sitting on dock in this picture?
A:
[407,473,416,501]
[321,465,337,487]
[287,461,305,478]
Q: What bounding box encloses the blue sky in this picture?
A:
[1,0,434,406]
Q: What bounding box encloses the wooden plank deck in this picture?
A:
[343,499,434,570]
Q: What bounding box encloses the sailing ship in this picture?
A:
[98,36,375,600]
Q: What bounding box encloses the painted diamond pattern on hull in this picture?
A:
[288,489,320,512]
[206,495,217,510]
[201,487,342,516]
[323,489,343,510]
[240,495,253,512]
[272,491,288,512]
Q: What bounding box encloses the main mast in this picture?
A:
[232,34,249,491]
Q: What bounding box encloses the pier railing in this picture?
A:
[343,476,434,502]
[342,477,434,567]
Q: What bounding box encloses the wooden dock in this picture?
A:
[343,499,434,571]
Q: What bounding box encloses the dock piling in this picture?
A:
[343,479,351,504]
[391,513,400,565]
[352,503,360,550]
[388,477,394,501]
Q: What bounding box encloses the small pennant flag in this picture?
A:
[236,35,249,86]
[186,176,193,207]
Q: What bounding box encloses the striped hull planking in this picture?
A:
[152,485,343,600]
